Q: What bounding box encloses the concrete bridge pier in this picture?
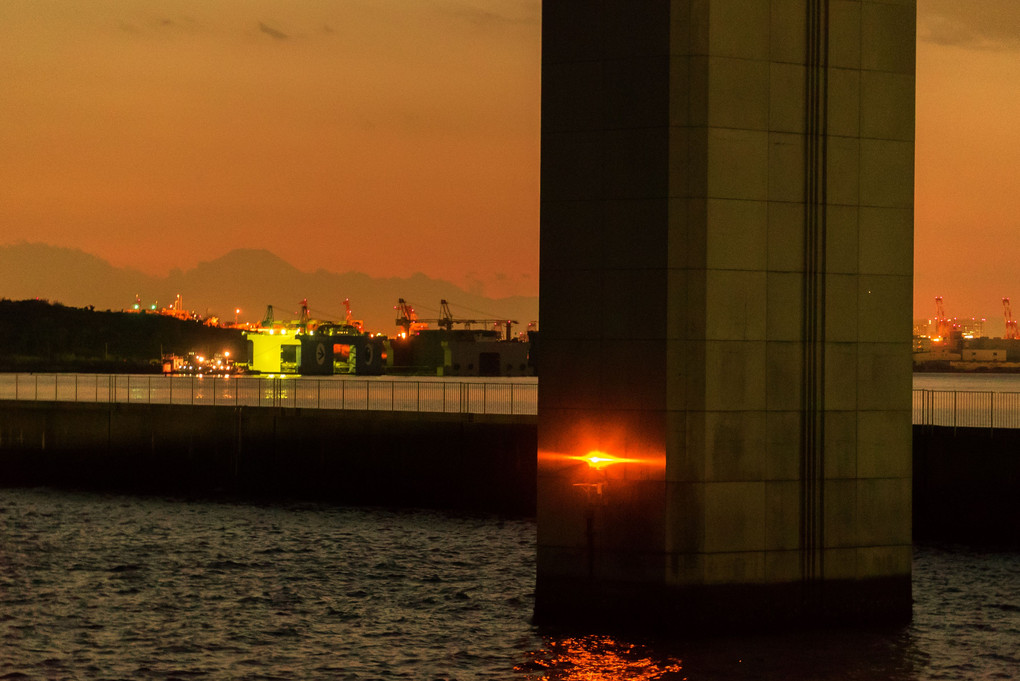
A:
[537,0,915,631]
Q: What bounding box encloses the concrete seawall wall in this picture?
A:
[1,402,1015,539]
[0,401,537,515]
[913,425,1020,546]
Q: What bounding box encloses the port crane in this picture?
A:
[1004,298,1019,340]
[343,298,364,333]
[934,296,953,342]
[395,299,519,339]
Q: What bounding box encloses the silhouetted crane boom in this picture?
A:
[394,299,519,339]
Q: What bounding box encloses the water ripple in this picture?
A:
[1,488,1017,679]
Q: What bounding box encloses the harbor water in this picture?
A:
[913,371,1020,393]
[2,487,1018,680]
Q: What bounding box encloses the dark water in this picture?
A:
[1,488,1017,680]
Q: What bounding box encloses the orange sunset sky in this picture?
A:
[1,1,1018,329]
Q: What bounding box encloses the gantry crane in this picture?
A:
[394,298,429,336]
[343,298,364,333]
[394,299,519,339]
[934,296,953,342]
[1004,298,1018,340]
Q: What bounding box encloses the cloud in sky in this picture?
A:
[258,21,288,40]
[437,0,540,28]
[919,0,1020,49]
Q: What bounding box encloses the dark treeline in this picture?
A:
[0,299,245,373]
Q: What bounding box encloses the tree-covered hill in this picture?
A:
[0,299,244,373]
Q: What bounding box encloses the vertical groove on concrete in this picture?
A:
[802,0,830,587]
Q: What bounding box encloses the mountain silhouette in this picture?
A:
[0,243,539,335]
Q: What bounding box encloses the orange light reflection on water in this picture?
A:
[514,635,684,680]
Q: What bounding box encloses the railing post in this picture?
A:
[212,376,217,406]
[510,383,515,415]
[990,390,994,435]
[35,374,39,401]
[391,382,395,411]
[75,375,78,402]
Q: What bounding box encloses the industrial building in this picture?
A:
[242,298,534,377]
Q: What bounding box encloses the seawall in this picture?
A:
[913,425,1020,546]
[1,401,1016,540]
[0,401,537,515]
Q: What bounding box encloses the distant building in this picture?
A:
[961,349,1007,363]
[956,318,986,339]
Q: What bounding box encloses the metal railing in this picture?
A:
[9,379,1015,428]
[0,374,538,417]
[912,389,1020,430]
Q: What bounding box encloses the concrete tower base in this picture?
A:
[538,0,915,631]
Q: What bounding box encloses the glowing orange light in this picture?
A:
[576,450,640,470]
[539,448,665,472]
